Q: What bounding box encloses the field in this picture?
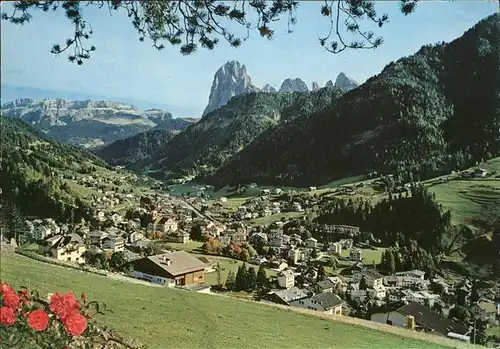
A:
[167,241,204,252]
[248,212,306,226]
[486,324,500,338]
[427,157,500,227]
[1,252,461,349]
[340,248,386,266]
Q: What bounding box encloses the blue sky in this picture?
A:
[1,1,497,117]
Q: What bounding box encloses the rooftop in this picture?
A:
[271,287,308,303]
[148,251,207,277]
[397,302,469,336]
[309,292,344,310]
[363,269,384,279]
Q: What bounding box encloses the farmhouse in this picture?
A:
[131,251,206,287]
[39,233,86,264]
[101,236,125,252]
[147,216,178,234]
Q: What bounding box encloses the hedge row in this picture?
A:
[14,248,109,277]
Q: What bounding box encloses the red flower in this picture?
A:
[2,290,20,310]
[64,312,87,336]
[49,292,80,320]
[0,282,13,295]
[27,309,49,332]
[0,306,16,326]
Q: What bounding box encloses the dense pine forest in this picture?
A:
[95,128,176,167]
[0,116,102,221]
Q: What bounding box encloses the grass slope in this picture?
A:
[2,253,454,349]
[427,157,500,226]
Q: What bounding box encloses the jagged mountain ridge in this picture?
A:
[0,99,196,148]
[202,61,260,116]
[202,60,356,116]
[205,13,500,187]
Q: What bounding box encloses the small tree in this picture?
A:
[225,270,236,291]
[310,248,318,259]
[216,262,222,290]
[246,267,257,292]
[470,318,488,345]
[359,276,368,290]
[256,265,269,290]
[109,251,126,271]
[235,264,248,291]
[189,224,203,241]
[316,265,326,281]
[470,280,480,304]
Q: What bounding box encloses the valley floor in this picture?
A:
[1,250,476,349]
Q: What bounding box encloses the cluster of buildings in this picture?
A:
[231,195,311,220]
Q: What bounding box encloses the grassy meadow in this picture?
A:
[1,252,458,349]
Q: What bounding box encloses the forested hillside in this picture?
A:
[95,128,176,167]
[0,116,105,220]
[147,87,344,180]
[208,14,500,187]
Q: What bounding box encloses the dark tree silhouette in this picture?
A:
[1,0,419,65]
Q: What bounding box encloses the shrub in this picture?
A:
[0,282,145,349]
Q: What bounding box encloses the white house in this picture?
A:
[329,242,342,255]
[384,276,429,289]
[305,237,318,249]
[34,225,52,241]
[288,248,304,265]
[352,269,384,287]
[369,284,387,300]
[395,270,425,280]
[406,291,440,307]
[349,247,363,261]
[148,216,178,234]
[101,236,125,252]
[128,231,144,244]
[277,269,295,289]
[290,293,343,316]
[131,251,206,287]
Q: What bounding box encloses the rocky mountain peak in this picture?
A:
[279,78,309,93]
[202,60,259,116]
[325,80,334,89]
[311,81,320,91]
[334,72,359,91]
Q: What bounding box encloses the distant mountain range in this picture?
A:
[0,98,198,148]
[0,85,172,111]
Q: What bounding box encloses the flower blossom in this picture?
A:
[0,306,16,326]
[27,309,49,332]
